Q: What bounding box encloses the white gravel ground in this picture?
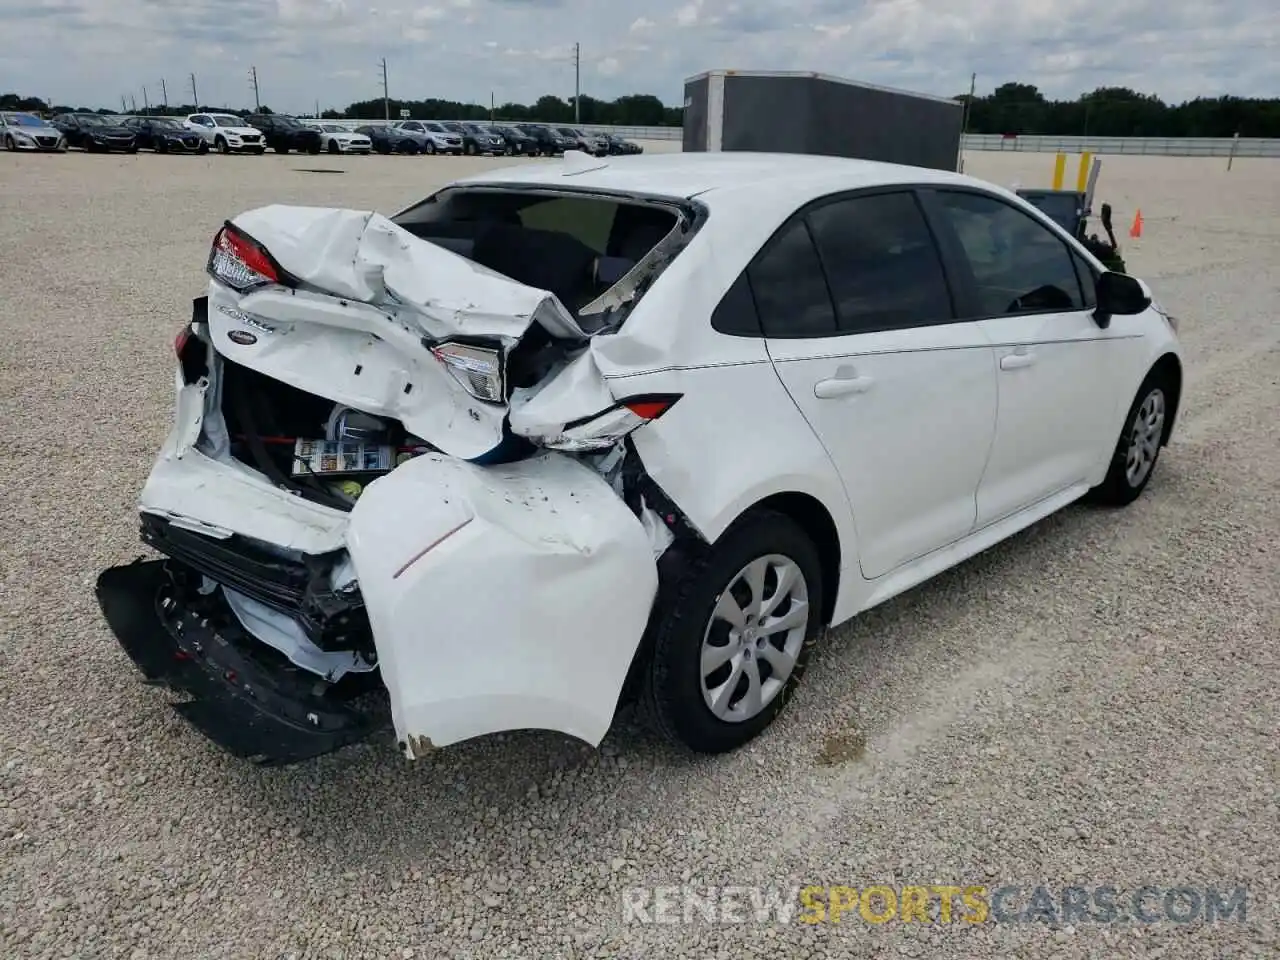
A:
[0,146,1277,959]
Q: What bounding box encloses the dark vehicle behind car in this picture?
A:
[457,122,509,156]
[354,124,421,155]
[486,123,539,155]
[51,113,137,153]
[122,116,208,154]
[516,123,571,156]
[245,114,322,155]
[602,133,643,155]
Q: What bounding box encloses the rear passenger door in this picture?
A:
[757,190,999,581]
[923,188,1129,525]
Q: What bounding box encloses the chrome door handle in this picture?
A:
[814,371,875,398]
[999,351,1036,371]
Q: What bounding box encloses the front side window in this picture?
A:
[934,190,1085,316]
[806,192,953,333]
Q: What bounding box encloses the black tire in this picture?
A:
[328,139,340,155]
[198,142,210,155]
[307,143,321,155]
[275,144,290,154]
[127,146,138,154]
[214,136,229,155]
[465,142,476,156]
[155,140,167,154]
[425,141,436,155]
[1085,369,1172,507]
[640,510,825,754]
[4,135,14,151]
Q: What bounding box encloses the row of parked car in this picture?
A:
[1,110,644,158]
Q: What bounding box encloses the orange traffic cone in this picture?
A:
[1129,209,1143,239]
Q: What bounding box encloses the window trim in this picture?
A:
[711,184,966,340]
[745,217,839,339]
[917,186,1091,322]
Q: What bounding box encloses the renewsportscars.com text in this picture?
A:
[621,884,1248,925]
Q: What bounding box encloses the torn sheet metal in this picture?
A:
[230,205,588,342]
[346,450,659,752]
[507,348,617,444]
[222,586,375,682]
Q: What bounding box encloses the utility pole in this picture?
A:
[380,57,389,121]
[121,95,128,113]
[958,71,975,172]
[315,98,320,120]
[249,66,261,110]
[189,73,199,110]
[142,87,150,112]
[490,91,495,122]
[160,78,168,110]
[572,41,580,124]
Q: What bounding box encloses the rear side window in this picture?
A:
[806,192,953,333]
[746,220,837,338]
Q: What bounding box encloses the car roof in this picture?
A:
[451,151,981,203]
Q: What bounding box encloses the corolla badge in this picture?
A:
[227,329,258,346]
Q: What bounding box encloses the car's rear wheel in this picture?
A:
[4,135,15,151]
[1086,370,1171,507]
[641,511,823,753]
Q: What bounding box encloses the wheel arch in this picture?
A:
[740,492,842,626]
[1150,352,1182,445]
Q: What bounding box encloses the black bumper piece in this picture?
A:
[96,559,384,766]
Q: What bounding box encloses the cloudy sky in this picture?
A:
[3,0,1276,113]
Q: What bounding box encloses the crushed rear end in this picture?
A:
[98,183,705,764]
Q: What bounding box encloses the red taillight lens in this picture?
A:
[207,223,279,292]
[174,324,193,359]
[622,396,680,421]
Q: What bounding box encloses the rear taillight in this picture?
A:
[543,394,681,453]
[207,222,280,292]
[174,324,193,359]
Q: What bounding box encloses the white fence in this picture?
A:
[302,119,1280,157]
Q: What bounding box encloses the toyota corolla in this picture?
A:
[96,152,1183,766]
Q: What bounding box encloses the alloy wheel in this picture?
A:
[700,555,809,723]
[1125,388,1165,487]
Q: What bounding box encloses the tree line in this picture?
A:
[5,83,1279,137]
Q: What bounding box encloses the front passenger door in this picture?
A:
[925,189,1129,525]
[759,190,999,581]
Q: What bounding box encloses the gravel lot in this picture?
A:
[0,146,1276,959]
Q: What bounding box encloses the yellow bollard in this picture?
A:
[1052,152,1066,190]
[1076,151,1092,193]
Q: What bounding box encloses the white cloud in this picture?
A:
[0,0,1273,114]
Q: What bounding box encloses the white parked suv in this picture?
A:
[183,113,266,154]
[309,122,373,155]
[96,152,1183,766]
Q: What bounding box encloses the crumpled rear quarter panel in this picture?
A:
[346,451,659,756]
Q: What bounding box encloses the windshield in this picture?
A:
[210,115,242,127]
[75,115,109,126]
[423,122,445,133]
[151,118,183,129]
[320,124,346,132]
[557,128,578,137]
[4,112,49,127]
[275,116,301,126]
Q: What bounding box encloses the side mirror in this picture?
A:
[1093,270,1151,328]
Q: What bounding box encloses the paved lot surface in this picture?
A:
[0,147,1277,959]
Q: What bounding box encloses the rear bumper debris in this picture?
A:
[96,559,385,766]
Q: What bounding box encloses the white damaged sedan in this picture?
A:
[97,151,1183,765]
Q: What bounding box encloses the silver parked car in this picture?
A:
[1,112,67,152]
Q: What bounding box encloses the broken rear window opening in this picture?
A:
[390,186,701,331]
